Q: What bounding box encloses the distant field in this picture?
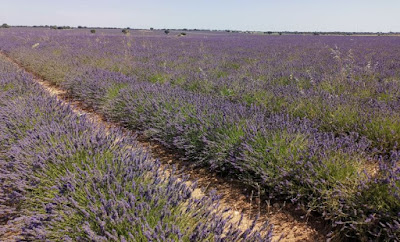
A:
[0,28,399,241]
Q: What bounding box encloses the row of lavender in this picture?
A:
[2,29,400,152]
[64,64,400,240]
[0,56,273,241]
[0,28,399,240]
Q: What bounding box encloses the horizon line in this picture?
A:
[3,24,400,34]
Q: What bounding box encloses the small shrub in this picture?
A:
[90,29,96,34]
[164,30,170,34]
[122,29,129,34]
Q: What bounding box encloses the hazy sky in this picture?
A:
[1,0,399,32]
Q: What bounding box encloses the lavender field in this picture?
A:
[1,28,400,241]
[0,54,274,240]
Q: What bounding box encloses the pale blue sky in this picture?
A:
[1,0,399,32]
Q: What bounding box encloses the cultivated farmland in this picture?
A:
[0,28,399,241]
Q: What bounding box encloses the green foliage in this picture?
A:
[243,131,309,178]
[216,71,228,78]
[219,86,235,98]
[319,104,360,132]
[170,77,186,86]
[0,82,14,91]
[149,73,168,84]
[365,115,400,150]
[184,79,214,94]
[105,83,128,101]
[243,90,288,113]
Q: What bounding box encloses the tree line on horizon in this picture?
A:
[1,23,398,36]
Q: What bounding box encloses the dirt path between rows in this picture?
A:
[0,52,328,241]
